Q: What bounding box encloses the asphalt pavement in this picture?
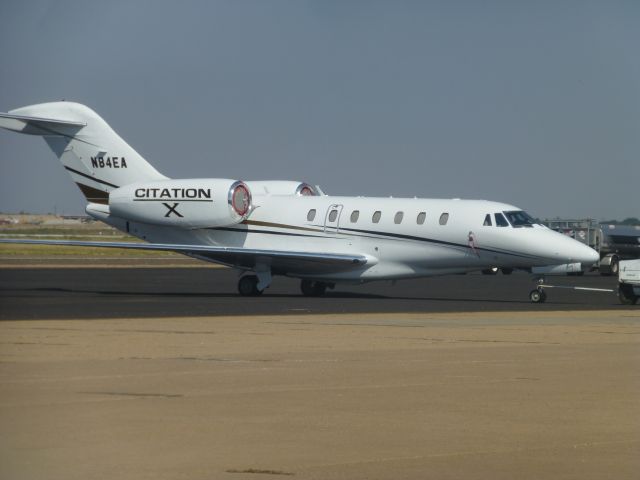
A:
[0,267,628,320]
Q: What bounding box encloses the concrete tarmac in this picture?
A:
[0,267,629,320]
[1,267,638,479]
[1,310,639,480]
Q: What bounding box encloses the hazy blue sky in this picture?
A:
[0,1,638,220]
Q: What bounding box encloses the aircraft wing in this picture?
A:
[0,239,370,274]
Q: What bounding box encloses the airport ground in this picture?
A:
[0,264,633,319]
[0,257,639,479]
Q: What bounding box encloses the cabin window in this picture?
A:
[483,214,492,226]
[328,209,338,222]
[439,213,449,225]
[350,210,360,223]
[495,213,509,227]
[372,211,382,223]
[307,209,316,221]
[416,212,426,225]
[394,211,404,224]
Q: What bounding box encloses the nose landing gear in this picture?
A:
[528,277,614,303]
[529,287,547,303]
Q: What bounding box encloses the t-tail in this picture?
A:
[0,102,166,204]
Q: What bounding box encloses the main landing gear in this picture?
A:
[238,266,272,296]
[237,274,333,297]
[237,275,263,296]
[481,267,513,275]
[300,280,331,297]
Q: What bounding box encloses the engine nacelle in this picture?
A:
[109,179,251,228]
[245,181,319,196]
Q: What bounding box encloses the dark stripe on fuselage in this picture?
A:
[243,219,321,233]
[75,183,109,204]
[334,225,539,260]
[209,221,539,261]
[64,166,119,189]
[208,227,326,239]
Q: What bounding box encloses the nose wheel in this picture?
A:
[528,277,614,303]
[529,288,547,303]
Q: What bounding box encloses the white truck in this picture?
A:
[618,259,640,305]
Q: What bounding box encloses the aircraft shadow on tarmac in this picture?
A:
[27,286,578,305]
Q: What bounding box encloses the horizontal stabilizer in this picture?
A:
[0,112,86,135]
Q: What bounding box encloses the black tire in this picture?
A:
[610,255,620,276]
[618,284,638,305]
[529,289,547,303]
[501,268,514,275]
[600,255,619,277]
[238,275,263,296]
[300,280,327,296]
[482,267,499,275]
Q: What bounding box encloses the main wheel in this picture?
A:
[529,289,547,303]
[300,280,327,296]
[618,284,638,305]
[238,275,263,296]
[501,268,514,275]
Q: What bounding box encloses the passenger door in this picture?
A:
[324,204,343,233]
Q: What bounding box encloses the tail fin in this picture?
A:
[0,102,166,204]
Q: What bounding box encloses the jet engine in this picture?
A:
[109,179,252,228]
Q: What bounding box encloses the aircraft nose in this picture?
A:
[582,244,600,265]
[544,230,600,266]
[566,239,599,265]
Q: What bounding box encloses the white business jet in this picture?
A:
[0,102,598,299]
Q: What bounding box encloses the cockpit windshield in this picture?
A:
[503,210,537,227]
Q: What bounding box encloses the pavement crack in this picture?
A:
[226,468,294,476]
[78,391,183,398]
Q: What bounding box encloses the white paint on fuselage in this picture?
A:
[107,194,599,282]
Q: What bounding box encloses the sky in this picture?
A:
[0,0,638,220]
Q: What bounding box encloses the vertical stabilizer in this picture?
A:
[0,102,166,204]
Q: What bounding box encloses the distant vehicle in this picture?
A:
[618,259,640,305]
[543,219,640,276]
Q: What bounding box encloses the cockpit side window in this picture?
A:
[503,210,536,227]
[483,214,492,226]
[495,213,509,227]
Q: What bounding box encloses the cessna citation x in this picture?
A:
[0,102,599,299]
